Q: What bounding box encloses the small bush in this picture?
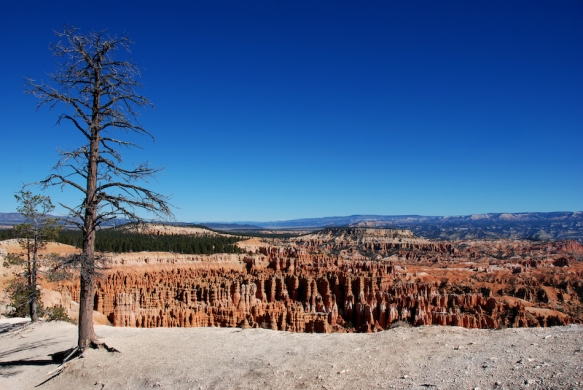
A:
[4,277,44,318]
[45,306,74,323]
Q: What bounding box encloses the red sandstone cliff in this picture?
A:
[52,230,583,333]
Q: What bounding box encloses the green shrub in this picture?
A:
[45,306,74,323]
[4,277,44,318]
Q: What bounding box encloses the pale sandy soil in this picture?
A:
[120,224,223,236]
[0,239,79,255]
[237,237,270,252]
[0,319,581,390]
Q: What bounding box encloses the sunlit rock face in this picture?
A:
[54,229,583,332]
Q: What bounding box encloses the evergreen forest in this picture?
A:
[0,228,245,255]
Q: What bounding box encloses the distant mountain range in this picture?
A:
[0,213,127,228]
[204,212,583,243]
[2,211,582,243]
[0,213,25,225]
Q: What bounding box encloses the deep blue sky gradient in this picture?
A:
[1,1,581,221]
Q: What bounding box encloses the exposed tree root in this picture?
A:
[46,346,80,376]
[90,339,120,353]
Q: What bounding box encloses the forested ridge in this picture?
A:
[0,228,245,254]
[0,229,15,240]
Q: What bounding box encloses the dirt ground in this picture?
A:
[0,319,581,390]
[0,239,80,256]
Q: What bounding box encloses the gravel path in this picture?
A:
[1,320,581,389]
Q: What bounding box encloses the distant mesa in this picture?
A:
[213,212,583,243]
[201,222,264,230]
[206,211,582,229]
[118,223,224,237]
[295,227,417,243]
[2,211,582,243]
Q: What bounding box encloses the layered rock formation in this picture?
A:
[53,229,583,333]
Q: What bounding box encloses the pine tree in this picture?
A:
[9,190,61,322]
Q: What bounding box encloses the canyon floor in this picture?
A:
[1,318,582,390]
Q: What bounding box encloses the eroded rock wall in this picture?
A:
[56,239,583,332]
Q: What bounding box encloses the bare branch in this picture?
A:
[57,114,90,139]
[39,173,87,194]
[27,26,173,349]
[96,158,161,182]
[100,137,140,148]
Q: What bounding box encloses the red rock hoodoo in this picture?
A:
[54,228,583,332]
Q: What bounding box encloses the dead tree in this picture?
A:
[26,27,172,349]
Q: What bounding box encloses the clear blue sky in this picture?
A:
[1,1,581,222]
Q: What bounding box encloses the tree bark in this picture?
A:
[78,169,99,347]
[78,227,97,348]
[78,97,100,349]
[78,262,95,348]
[78,53,101,350]
[30,236,38,322]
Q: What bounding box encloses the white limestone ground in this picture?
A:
[0,318,581,390]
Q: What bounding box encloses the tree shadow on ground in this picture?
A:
[0,345,77,379]
[0,340,58,359]
[0,320,30,336]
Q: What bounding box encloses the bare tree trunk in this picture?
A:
[78,227,97,348]
[30,263,38,322]
[79,100,100,348]
[30,294,38,322]
[78,64,101,350]
[30,236,38,322]
[78,219,99,347]
[78,263,95,348]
